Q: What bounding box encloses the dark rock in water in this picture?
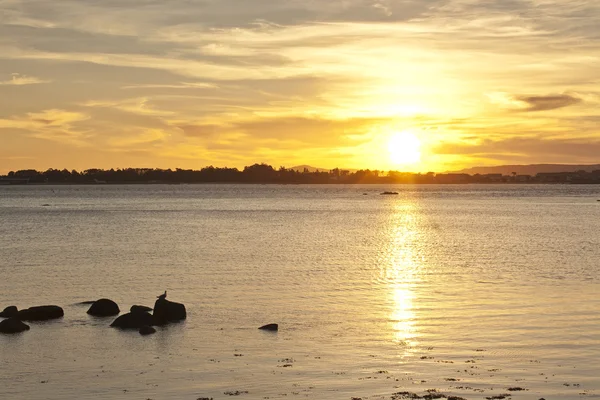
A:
[130,305,153,314]
[139,325,156,335]
[87,299,120,317]
[110,312,156,330]
[153,298,186,325]
[0,306,18,318]
[17,305,64,321]
[380,191,399,195]
[258,323,278,331]
[0,318,30,334]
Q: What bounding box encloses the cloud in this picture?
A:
[0,109,90,145]
[177,115,386,147]
[121,82,218,90]
[516,94,582,112]
[177,124,225,138]
[0,109,87,128]
[0,73,50,85]
[82,97,176,117]
[432,136,600,163]
[107,128,170,147]
[487,92,585,113]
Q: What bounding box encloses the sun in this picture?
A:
[388,131,421,165]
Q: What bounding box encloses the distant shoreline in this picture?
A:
[2,164,600,185]
[2,181,599,186]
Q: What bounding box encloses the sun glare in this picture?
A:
[388,131,421,165]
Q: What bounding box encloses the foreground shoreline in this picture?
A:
[0,300,591,400]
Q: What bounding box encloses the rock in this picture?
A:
[258,323,278,331]
[153,298,186,325]
[76,301,96,305]
[110,312,156,330]
[139,325,156,335]
[0,318,30,334]
[130,305,153,314]
[0,306,18,318]
[17,305,64,321]
[87,299,120,317]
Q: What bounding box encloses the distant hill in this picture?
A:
[454,164,600,176]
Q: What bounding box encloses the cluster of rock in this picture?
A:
[0,305,65,333]
[1,294,278,336]
[87,293,186,335]
[0,293,187,336]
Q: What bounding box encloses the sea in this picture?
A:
[0,184,599,400]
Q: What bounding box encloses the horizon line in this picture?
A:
[3,161,600,176]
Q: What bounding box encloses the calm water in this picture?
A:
[0,184,599,400]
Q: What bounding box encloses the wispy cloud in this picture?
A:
[121,82,218,90]
[0,73,50,85]
[0,109,90,145]
[488,92,583,112]
[432,136,600,165]
[516,94,582,112]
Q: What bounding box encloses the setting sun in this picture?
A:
[388,131,422,165]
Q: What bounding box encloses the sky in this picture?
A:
[1,0,599,173]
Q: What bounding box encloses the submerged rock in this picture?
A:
[139,325,156,335]
[258,323,278,331]
[130,305,153,314]
[17,305,64,321]
[87,299,120,317]
[153,297,186,325]
[0,318,30,334]
[0,306,18,318]
[110,312,156,330]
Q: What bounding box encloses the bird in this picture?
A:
[157,291,167,300]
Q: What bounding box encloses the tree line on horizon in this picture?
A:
[3,163,600,184]
[2,164,429,184]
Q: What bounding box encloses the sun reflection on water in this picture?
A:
[391,284,416,347]
[380,198,424,351]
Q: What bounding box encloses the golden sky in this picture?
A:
[1,0,599,173]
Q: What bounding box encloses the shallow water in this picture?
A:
[1,184,599,400]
